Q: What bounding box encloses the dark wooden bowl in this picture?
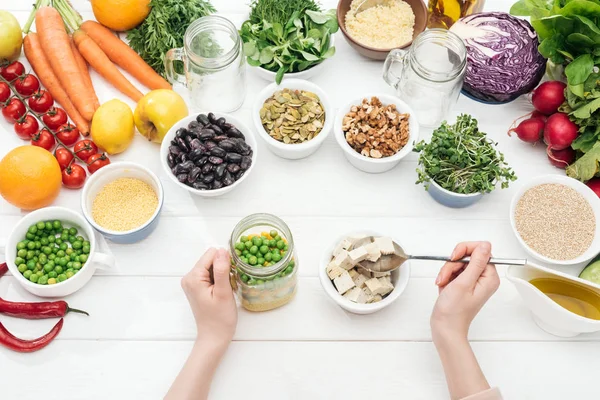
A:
[337,0,428,60]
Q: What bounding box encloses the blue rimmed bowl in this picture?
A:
[81,162,164,244]
[425,179,484,208]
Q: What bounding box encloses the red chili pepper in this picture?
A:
[0,262,7,278]
[0,298,89,319]
[0,318,63,353]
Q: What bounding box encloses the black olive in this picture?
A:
[204,141,217,150]
[176,173,188,183]
[209,156,224,165]
[219,139,236,152]
[210,147,226,157]
[223,171,234,186]
[213,135,228,142]
[167,153,176,168]
[240,156,252,171]
[176,137,189,153]
[227,163,241,174]
[202,173,215,184]
[169,145,182,157]
[225,153,242,163]
[212,180,224,189]
[215,164,226,179]
[192,181,209,190]
[216,117,226,127]
[196,114,210,125]
[226,128,245,140]
[235,170,245,180]
[201,163,213,174]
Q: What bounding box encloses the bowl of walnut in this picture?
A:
[334,94,419,173]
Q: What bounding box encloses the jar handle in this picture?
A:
[383,49,407,89]
[164,47,187,86]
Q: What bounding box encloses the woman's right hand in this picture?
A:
[430,241,500,342]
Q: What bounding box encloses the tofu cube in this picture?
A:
[333,239,352,258]
[374,237,395,255]
[343,287,368,304]
[348,268,358,279]
[372,271,391,278]
[364,242,381,262]
[365,277,388,296]
[349,246,368,264]
[377,277,394,296]
[333,249,354,270]
[326,261,345,280]
[333,271,355,295]
[353,273,369,289]
[367,294,383,303]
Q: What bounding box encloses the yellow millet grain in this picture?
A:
[92,178,158,232]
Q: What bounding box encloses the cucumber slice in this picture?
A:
[579,259,600,285]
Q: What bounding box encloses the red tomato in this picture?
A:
[74,140,98,160]
[14,74,40,97]
[31,129,56,151]
[42,107,68,131]
[28,90,53,113]
[54,146,74,170]
[2,98,26,123]
[62,163,87,189]
[14,114,39,140]
[55,123,80,146]
[0,82,11,103]
[0,61,25,82]
[87,153,110,174]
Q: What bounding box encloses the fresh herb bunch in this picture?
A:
[127,0,215,78]
[414,114,517,194]
[240,0,338,84]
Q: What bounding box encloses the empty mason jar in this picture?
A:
[383,29,467,128]
[165,16,246,113]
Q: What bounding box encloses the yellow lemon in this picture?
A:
[91,99,135,155]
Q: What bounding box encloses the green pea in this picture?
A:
[48,271,57,278]
[264,253,272,261]
[285,266,293,274]
[268,239,276,248]
[270,230,278,237]
[55,265,64,274]
[68,227,77,236]
[249,245,258,255]
[47,235,55,243]
[248,256,258,265]
[48,254,56,261]
[26,260,35,270]
[34,221,44,230]
[29,273,39,283]
[39,258,47,266]
[62,229,69,235]
[28,225,38,234]
[234,249,242,256]
[76,250,82,256]
[26,250,35,260]
[55,238,63,245]
[271,249,279,256]
[17,241,26,250]
[252,237,262,246]
[72,262,81,271]
[244,240,252,249]
[67,262,73,269]
[247,278,257,285]
[66,248,73,256]
[235,242,245,251]
[276,240,285,250]
[58,274,67,282]
[284,245,288,251]
[82,246,90,254]
[57,250,66,258]
[53,220,62,230]
[83,240,90,247]
[273,235,281,242]
[240,235,248,243]
[79,254,88,263]
[257,257,265,265]
[256,279,264,285]
[44,222,53,231]
[17,249,26,259]
[38,276,48,285]
[42,246,52,255]
[70,254,77,261]
[240,274,249,282]
[76,236,84,242]
[25,232,35,240]
[60,233,68,241]
[242,250,249,257]
[68,235,77,243]
[23,270,32,279]
[65,271,74,279]
[46,260,55,268]
[34,250,40,256]
[58,258,68,267]
[44,264,53,273]
[240,256,248,264]
[17,264,27,273]
[14,256,24,266]
[47,278,56,285]
[259,245,269,254]
[27,241,36,250]
[272,253,281,262]
[288,260,295,268]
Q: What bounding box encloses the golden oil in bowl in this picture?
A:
[530,278,600,320]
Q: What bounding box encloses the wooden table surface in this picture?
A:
[0,0,598,398]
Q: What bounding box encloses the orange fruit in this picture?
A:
[91,0,151,31]
[0,146,62,211]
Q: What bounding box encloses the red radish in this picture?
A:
[508,118,544,143]
[547,147,576,168]
[587,178,600,198]
[532,81,567,115]
[531,110,548,123]
[543,113,578,150]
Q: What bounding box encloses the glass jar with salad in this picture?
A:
[229,213,298,312]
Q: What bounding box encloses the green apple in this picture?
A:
[0,11,23,61]
[134,89,189,143]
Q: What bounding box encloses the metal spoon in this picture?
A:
[352,0,389,15]
[351,236,527,273]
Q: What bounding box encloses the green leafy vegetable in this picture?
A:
[240,0,338,84]
[414,115,517,194]
[567,141,600,181]
[127,0,215,79]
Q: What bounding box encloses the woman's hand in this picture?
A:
[431,241,500,342]
[181,248,238,348]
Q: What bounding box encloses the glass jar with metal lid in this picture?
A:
[229,214,298,312]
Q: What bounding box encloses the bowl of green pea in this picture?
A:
[2,206,115,297]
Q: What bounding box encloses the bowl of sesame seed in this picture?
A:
[81,162,164,244]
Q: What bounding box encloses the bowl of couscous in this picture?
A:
[81,162,164,244]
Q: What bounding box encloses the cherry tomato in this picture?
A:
[14,114,39,140]
[31,129,56,151]
[62,163,87,189]
[42,107,68,131]
[0,82,10,103]
[0,61,25,82]
[54,146,74,170]
[14,74,40,97]
[87,153,110,174]
[2,98,26,123]
[74,140,98,161]
[55,123,80,146]
[28,90,53,113]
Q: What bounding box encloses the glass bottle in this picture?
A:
[427,0,485,29]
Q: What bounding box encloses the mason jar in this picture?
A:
[229,214,298,312]
[165,15,246,113]
[383,29,467,127]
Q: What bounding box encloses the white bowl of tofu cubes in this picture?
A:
[319,232,410,314]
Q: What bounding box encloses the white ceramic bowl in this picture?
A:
[334,94,419,173]
[81,162,164,244]
[426,179,484,208]
[319,231,410,314]
[160,113,257,197]
[509,174,600,266]
[250,36,335,82]
[252,79,333,160]
[0,207,115,297]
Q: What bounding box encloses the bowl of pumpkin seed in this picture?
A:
[252,79,333,160]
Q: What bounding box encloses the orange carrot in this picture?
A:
[81,21,171,90]
[35,7,97,121]
[71,38,100,110]
[73,30,143,102]
[23,33,90,136]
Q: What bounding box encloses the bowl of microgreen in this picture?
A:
[414,114,517,208]
[239,0,339,84]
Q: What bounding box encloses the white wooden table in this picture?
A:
[0,0,598,398]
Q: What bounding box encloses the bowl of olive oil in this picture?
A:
[507,263,600,337]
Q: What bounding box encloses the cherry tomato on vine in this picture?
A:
[74,139,98,160]
[87,153,110,174]
[62,164,87,189]
[54,147,74,170]
[28,90,53,113]
[42,107,68,131]
[0,61,25,82]
[14,114,39,140]
[55,123,80,146]
[2,98,26,123]
[0,82,11,103]
[14,74,40,97]
[31,129,56,151]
